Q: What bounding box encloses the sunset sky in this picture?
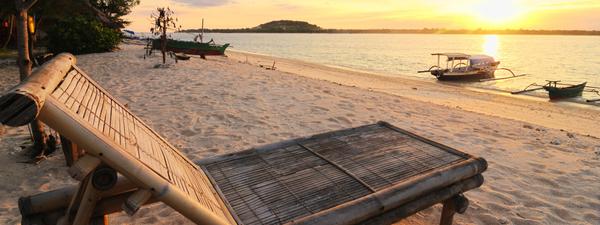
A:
[124,0,600,31]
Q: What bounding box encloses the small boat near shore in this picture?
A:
[419,53,500,81]
[152,39,230,56]
[543,81,587,99]
[512,80,588,100]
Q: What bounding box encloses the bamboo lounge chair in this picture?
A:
[0,53,487,225]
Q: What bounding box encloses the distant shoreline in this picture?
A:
[181,29,600,36]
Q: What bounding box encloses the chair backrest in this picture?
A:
[0,53,236,225]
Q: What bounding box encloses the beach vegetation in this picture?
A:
[47,16,120,54]
[150,7,180,64]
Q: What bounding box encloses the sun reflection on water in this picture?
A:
[483,35,499,58]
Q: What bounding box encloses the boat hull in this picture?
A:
[432,70,495,81]
[152,39,229,56]
[543,82,586,99]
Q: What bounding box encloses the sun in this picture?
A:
[471,0,525,26]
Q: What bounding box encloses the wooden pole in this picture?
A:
[511,87,544,95]
[200,18,204,43]
[15,0,36,80]
[15,0,49,159]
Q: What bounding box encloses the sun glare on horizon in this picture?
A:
[470,0,526,27]
[482,35,499,58]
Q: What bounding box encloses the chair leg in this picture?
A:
[440,194,469,225]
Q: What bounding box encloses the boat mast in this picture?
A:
[200,18,204,43]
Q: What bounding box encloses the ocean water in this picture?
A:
[170,33,600,101]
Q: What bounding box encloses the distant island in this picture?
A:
[181,20,600,36]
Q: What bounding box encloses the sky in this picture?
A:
[124,0,600,32]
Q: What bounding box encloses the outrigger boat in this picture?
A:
[419,53,501,81]
[151,18,230,56]
[512,80,588,100]
[543,81,587,99]
[152,39,229,56]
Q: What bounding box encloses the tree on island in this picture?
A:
[150,7,180,64]
[253,20,322,33]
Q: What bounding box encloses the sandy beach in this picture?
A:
[0,44,599,224]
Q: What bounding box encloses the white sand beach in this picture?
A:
[0,44,599,224]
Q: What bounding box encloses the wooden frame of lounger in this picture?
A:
[0,53,486,225]
[0,53,235,225]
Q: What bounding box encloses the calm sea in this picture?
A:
[169,33,600,101]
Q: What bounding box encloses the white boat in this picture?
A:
[419,53,500,81]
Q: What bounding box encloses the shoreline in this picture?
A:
[226,49,600,137]
[229,48,599,107]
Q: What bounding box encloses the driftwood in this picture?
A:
[0,53,75,126]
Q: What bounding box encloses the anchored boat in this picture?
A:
[543,81,587,99]
[419,53,500,81]
[512,80,588,100]
[152,39,230,56]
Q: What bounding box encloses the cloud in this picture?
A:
[171,0,232,7]
[276,3,302,11]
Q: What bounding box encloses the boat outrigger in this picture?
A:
[419,53,502,81]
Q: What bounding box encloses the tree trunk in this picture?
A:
[16,0,48,159]
[161,18,166,64]
[16,9,31,80]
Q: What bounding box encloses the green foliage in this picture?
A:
[91,0,140,27]
[47,16,120,54]
[254,20,322,33]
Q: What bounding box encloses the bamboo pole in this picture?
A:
[21,192,158,225]
[19,176,136,216]
[356,175,483,225]
[0,53,75,126]
[68,154,101,181]
[511,87,544,95]
[38,97,232,225]
[72,176,101,225]
[123,189,153,215]
[288,158,487,225]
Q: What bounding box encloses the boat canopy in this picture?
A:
[432,53,470,61]
[469,55,495,66]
